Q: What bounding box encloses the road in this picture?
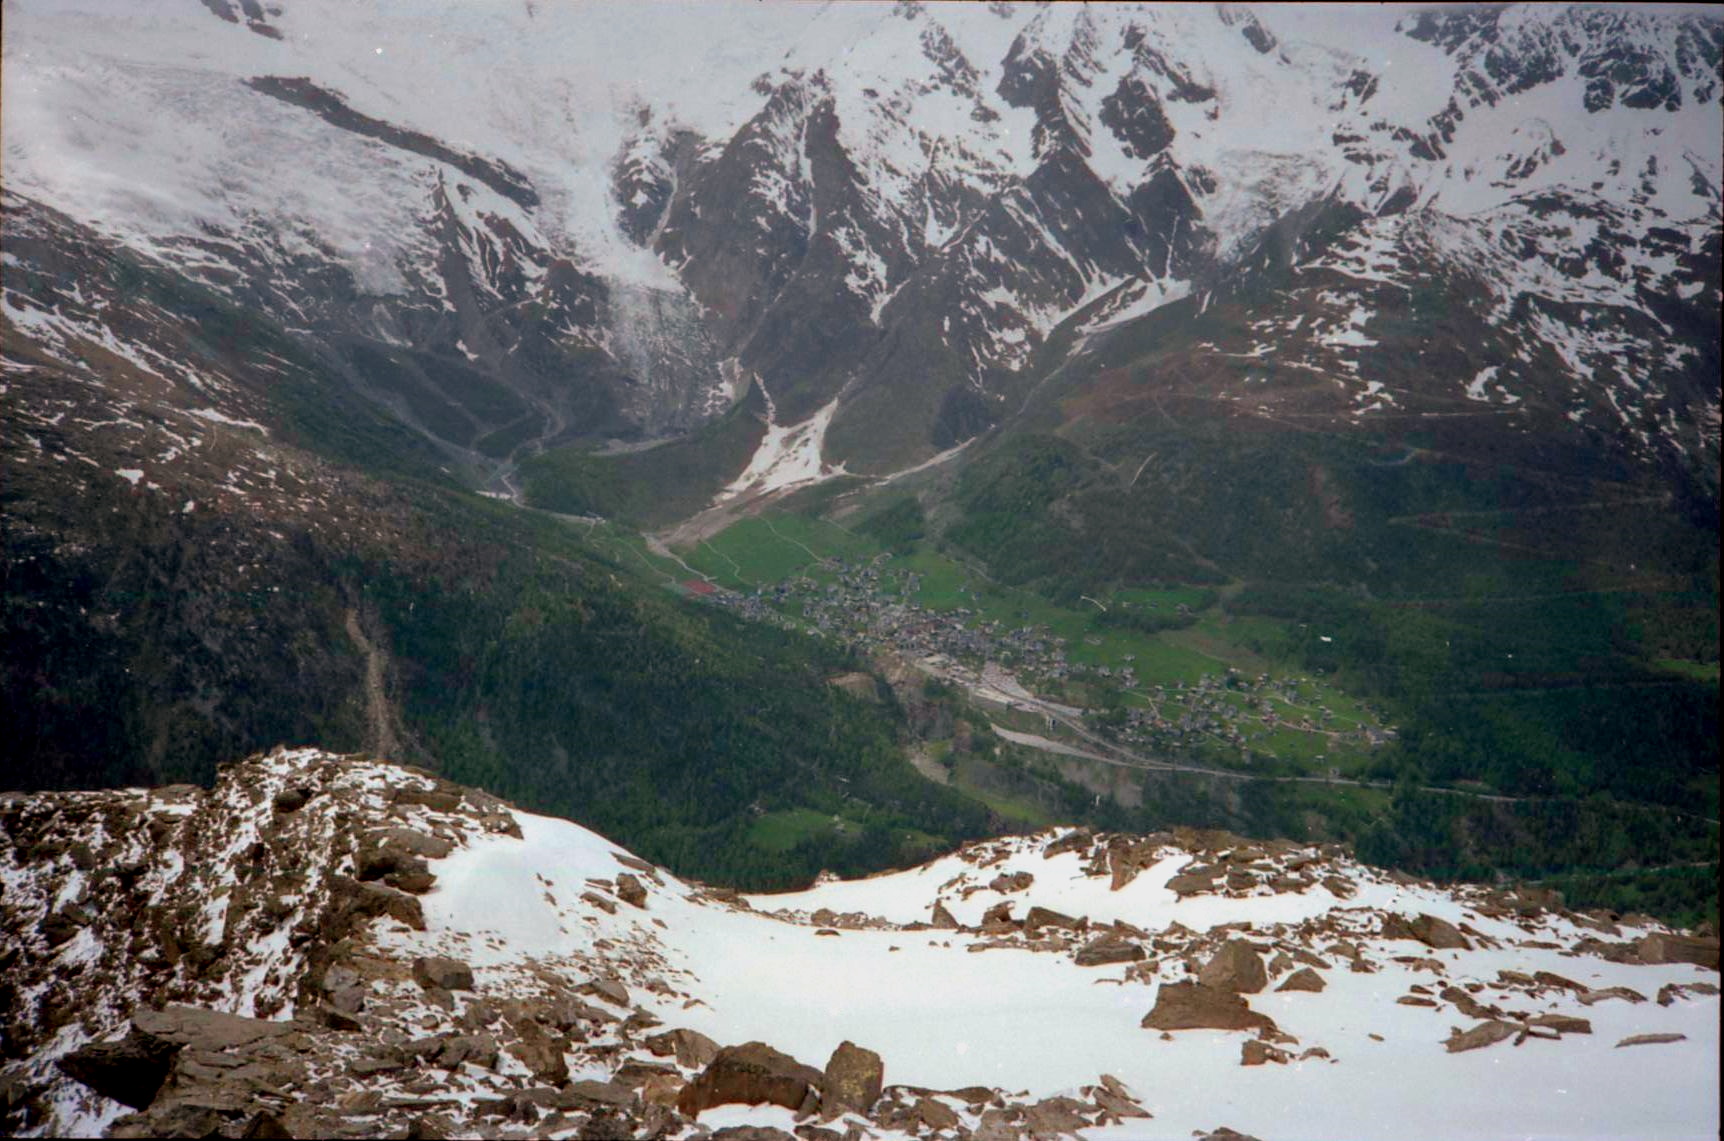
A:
[921,656,1719,824]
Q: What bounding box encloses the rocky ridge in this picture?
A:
[1,748,1717,1139]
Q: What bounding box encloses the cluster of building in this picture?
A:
[691,553,1387,763]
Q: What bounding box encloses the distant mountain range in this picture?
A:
[5,1,1718,495]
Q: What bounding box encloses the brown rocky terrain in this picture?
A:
[1,748,1717,1139]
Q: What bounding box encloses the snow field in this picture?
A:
[409,807,1721,1140]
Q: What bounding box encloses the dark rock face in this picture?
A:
[245,76,538,209]
[1099,75,1175,159]
[677,1042,825,1116]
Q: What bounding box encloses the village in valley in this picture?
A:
[672,537,1392,774]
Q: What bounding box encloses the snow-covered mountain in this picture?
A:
[1,748,1717,1140]
[5,1,1719,497]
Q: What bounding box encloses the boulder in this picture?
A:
[1636,933,1720,969]
[975,1107,1024,1141]
[585,975,631,1007]
[1141,983,1276,1033]
[1108,839,1159,891]
[1044,829,1092,858]
[822,1041,883,1115]
[1240,1040,1289,1066]
[1382,912,1471,950]
[913,1096,961,1130]
[506,1021,569,1086]
[38,906,88,947]
[331,876,426,931]
[393,792,465,816]
[1023,1096,1090,1136]
[615,874,648,909]
[1073,934,1144,967]
[1615,1033,1687,1047]
[1023,906,1083,936]
[1166,866,1222,896]
[1577,986,1647,1006]
[677,1042,824,1116]
[929,901,960,930]
[565,1079,635,1107]
[412,956,474,992]
[1527,1014,1591,1034]
[1443,1021,1518,1053]
[1439,986,1497,1021]
[646,1027,721,1070]
[1198,940,1268,994]
[1275,967,1325,993]
[56,1027,180,1109]
[270,787,312,814]
[131,1005,299,1052]
[988,871,1034,894]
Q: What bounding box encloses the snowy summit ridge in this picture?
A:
[1,748,1717,1140]
[4,0,1719,487]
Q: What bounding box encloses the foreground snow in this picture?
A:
[412,798,1720,1140]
